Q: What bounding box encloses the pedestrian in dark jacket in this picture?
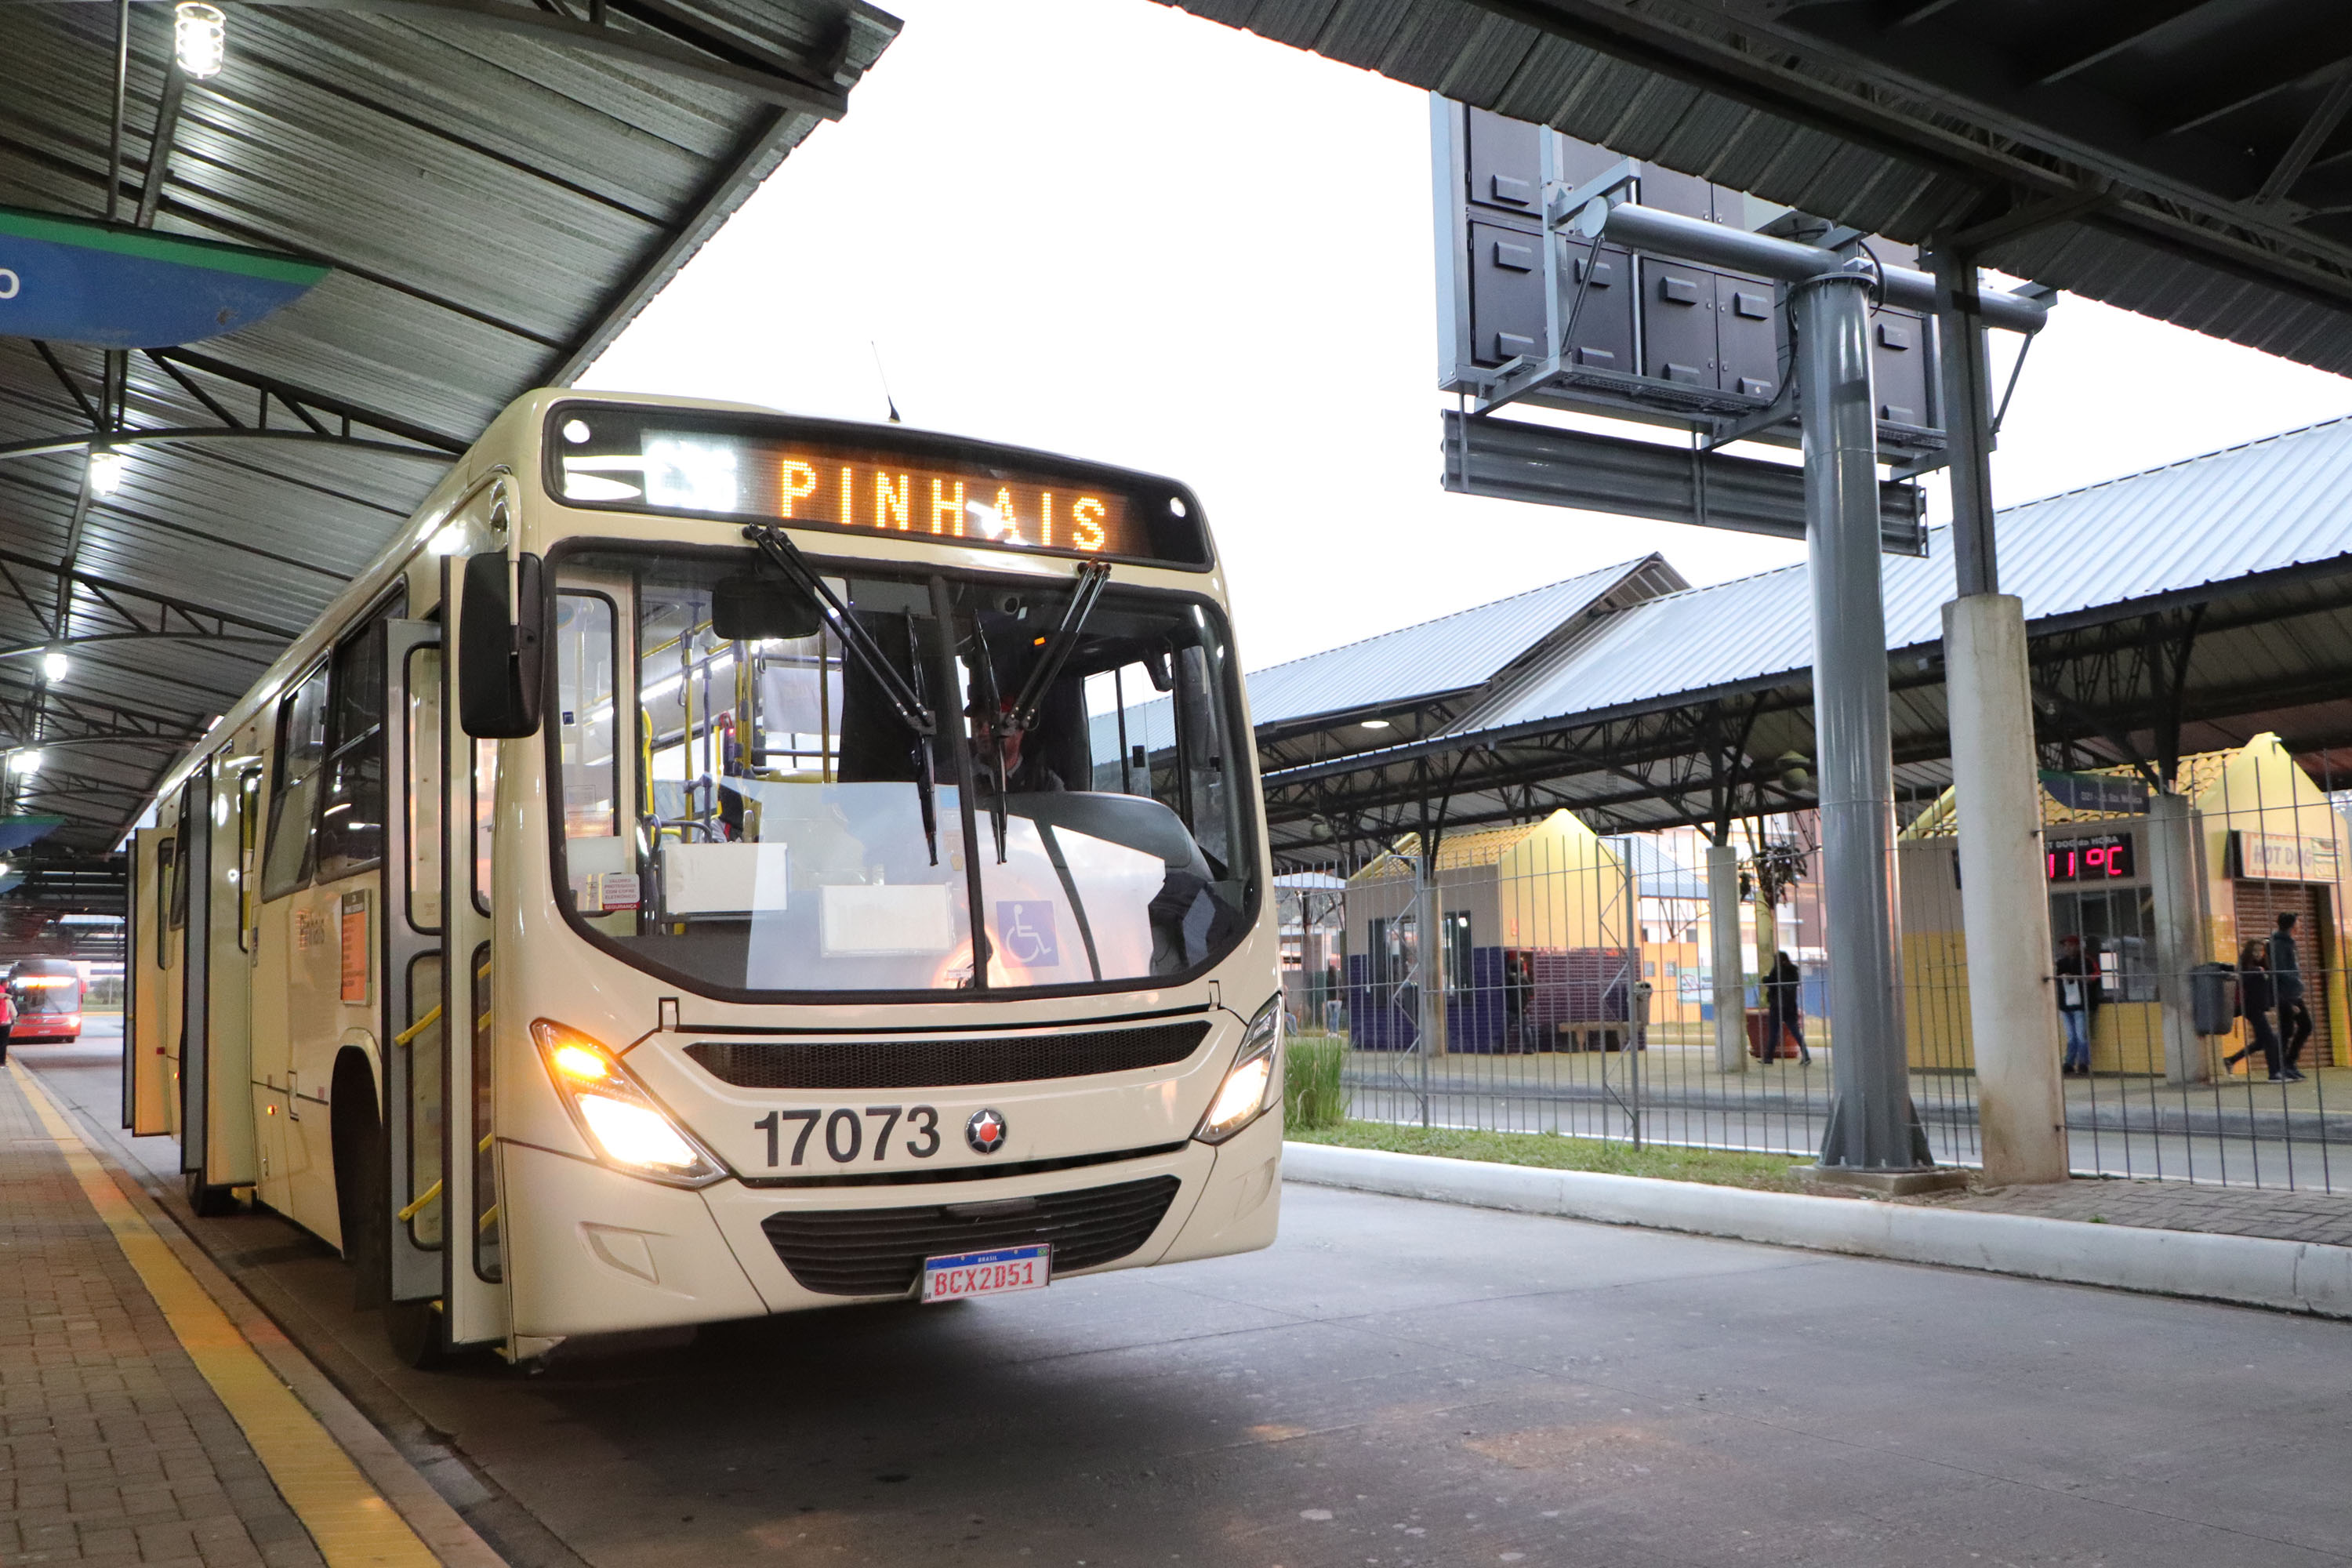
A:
[2055,935,2096,1075]
[2230,938,2285,1082]
[2271,913,2312,1082]
[1763,949,1810,1065]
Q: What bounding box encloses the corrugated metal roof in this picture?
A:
[1459,415,2352,735]
[1244,556,1663,728]
[0,0,900,854]
[1160,0,2352,378]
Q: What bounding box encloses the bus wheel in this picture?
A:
[184,1174,240,1217]
[385,1299,446,1369]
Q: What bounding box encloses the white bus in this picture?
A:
[129,390,1283,1365]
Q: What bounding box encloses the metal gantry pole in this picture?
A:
[1794,263,1927,1171]
[1587,200,2047,1175]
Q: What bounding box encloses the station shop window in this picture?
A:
[2049,886,2157,1003]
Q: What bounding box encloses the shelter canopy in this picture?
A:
[0,0,899,868]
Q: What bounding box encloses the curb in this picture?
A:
[1282,1142,2352,1320]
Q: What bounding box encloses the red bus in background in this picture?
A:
[7,958,84,1044]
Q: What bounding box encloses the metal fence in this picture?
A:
[1279,740,2352,1191]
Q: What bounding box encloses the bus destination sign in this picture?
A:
[548,405,1203,567]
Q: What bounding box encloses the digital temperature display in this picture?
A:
[2048,833,2134,883]
[546,404,1210,568]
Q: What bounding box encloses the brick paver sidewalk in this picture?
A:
[0,1069,325,1568]
[1941,1174,2352,1247]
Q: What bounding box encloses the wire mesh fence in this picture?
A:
[1278,735,2352,1192]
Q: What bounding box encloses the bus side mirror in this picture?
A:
[459,550,546,738]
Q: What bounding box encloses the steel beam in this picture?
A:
[1587,202,2050,333]
[1441,411,1928,555]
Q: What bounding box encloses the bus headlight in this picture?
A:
[1194,996,1282,1145]
[531,1020,725,1187]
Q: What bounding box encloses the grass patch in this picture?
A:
[1283,1033,1349,1131]
[1289,1120,1815,1192]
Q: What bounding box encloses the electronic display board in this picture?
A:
[2047,833,2134,883]
[545,403,1210,569]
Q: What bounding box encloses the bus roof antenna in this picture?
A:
[869,341,902,424]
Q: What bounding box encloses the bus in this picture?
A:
[9,957,85,1045]
[129,390,1283,1366]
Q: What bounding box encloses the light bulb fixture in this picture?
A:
[173,2,227,78]
[41,649,68,682]
[9,750,42,775]
[85,447,125,497]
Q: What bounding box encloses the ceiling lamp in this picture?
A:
[174,2,227,78]
[41,649,68,682]
[85,446,125,496]
[10,750,43,775]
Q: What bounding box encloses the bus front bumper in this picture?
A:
[702,1110,1282,1315]
[500,1112,1282,1338]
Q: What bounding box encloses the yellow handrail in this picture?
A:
[390,1132,495,1223]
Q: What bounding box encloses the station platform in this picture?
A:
[0,1058,496,1567]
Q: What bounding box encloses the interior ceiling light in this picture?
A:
[85,447,125,497]
[173,2,227,78]
[41,650,68,682]
[1359,717,1392,730]
[10,750,42,775]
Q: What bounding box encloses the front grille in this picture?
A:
[688,1022,1208,1091]
[761,1174,1181,1297]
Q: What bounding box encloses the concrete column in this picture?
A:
[1799,264,1923,1171]
[2147,793,2208,1084]
[1944,593,2069,1185]
[1708,841,1747,1071]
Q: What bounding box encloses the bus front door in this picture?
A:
[437,540,514,1355]
[380,619,448,1347]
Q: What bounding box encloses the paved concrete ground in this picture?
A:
[24,1040,2352,1568]
[0,1060,326,1567]
[1947,1175,2352,1246]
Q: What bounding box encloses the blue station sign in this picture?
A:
[0,205,328,348]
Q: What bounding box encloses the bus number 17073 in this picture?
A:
[753,1105,942,1167]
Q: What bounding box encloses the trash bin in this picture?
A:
[2190,961,2238,1036]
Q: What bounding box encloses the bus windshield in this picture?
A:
[548,545,1256,998]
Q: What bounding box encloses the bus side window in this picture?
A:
[407,648,444,931]
[156,839,178,968]
[238,768,261,949]
[261,663,331,899]
[168,789,192,934]
[474,738,496,916]
[316,619,390,881]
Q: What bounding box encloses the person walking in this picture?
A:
[2055,935,2096,1076]
[1764,949,1811,1065]
[2230,938,2286,1082]
[2271,912,2313,1083]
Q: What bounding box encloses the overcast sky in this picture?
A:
[586,0,2352,672]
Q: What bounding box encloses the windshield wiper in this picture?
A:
[744,524,942,863]
[967,615,1011,863]
[1004,561,1109,734]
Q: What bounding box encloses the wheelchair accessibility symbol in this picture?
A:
[994,901,1061,967]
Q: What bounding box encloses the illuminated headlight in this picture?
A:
[1194,995,1282,1145]
[531,1020,725,1186]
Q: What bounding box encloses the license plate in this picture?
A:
[921,1243,1051,1303]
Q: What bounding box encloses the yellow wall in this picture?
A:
[1493,809,1625,949]
[2191,732,2352,1072]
